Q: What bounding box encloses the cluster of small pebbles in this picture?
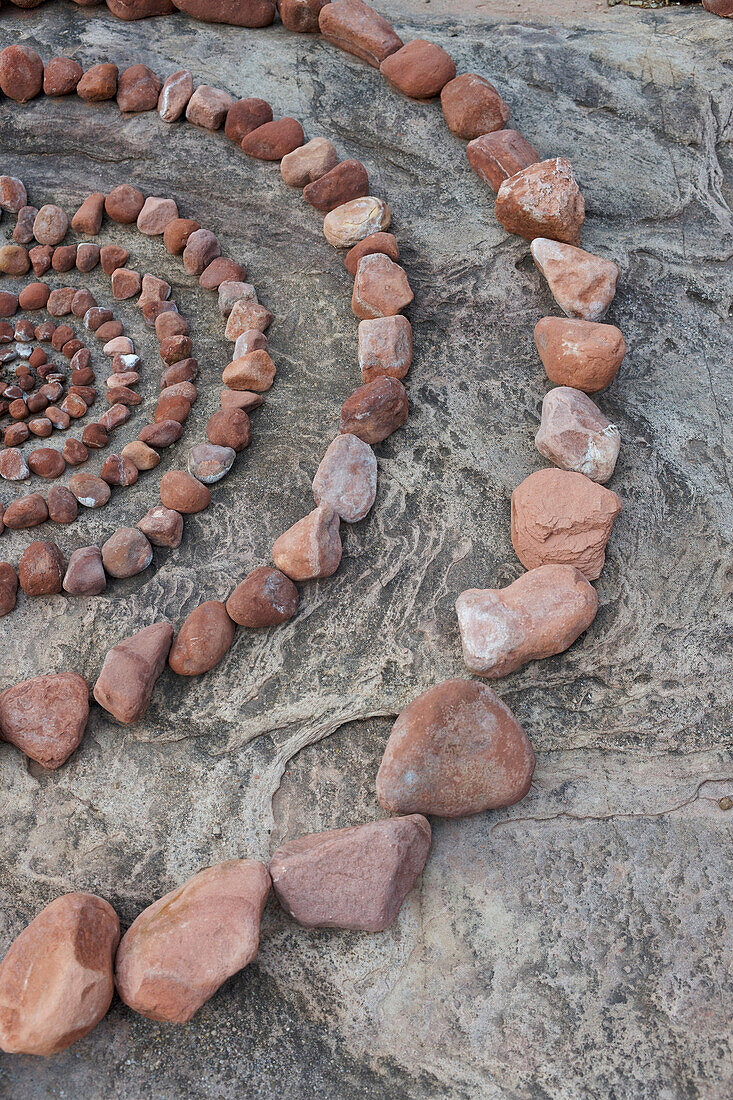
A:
[0,0,638,1056]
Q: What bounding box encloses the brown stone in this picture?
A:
[269,815,430,931]
[319,0,403,68]
[224,96,273,143]
[18,541,65,596]
[158,69,193,121]
[47,486,78,525]
[225,301,273,340]
[18,283,50,311]
[323,195,391,248]
[531,238,620,322]
[69,472,111,509]
[279,0,330,33]
[241,118,305,160]
[344,231,399,277]
[63,546,106,596]
[105,184,145,224]
[114,860,270,1024]
[200,257,247,290]
[352,253,413,319]
[71,192,106,235]
[0,450,29,481]
[183,228,221,276]
[160,334,193,364]
[222,349,276,392]
[60,393,89,419]
[187,443,234,484]
[137,196,179,235]
[0,45,44,103]
[225,566,298,627]
[339,376,408,443]
[137,505,183,548]
[0,671,89,768]
[272,505,341,581]
[0,244,30,276]
[156,311,189,339]
[106,0,176,17]
[0,893,119,1056]
[155,393,191,424]
[13,205,38,245]
[495,157,585,245]
[536,386,620,483]
[28,448,66,479]
[206,409,251,452]
[29,245,52,277]
[100,244,130,274]
[111,267,142,300]
[82,423,109,450]
[312,433,377,522]
[303,159,369,212]
[72,289,97,318]
[101,528,152,578]
[63,437,89,466]
[0,563,18,617]
[467,129,541,193]
[44,56,83,96]
[77,63,119,102]
[534,317,626,394]
[117,64,162,112]
[280,136,338,188]
[358,314,412,382]
[35,321,56,343]
[0,291,18,317]
[93,621,174,724]
[380,39,456,99]
[0,176,27,213]
[185,85,235,130]
[168,601,236,675]
[96,320,124,341]
[218,281,256,317]
[702,0,733,14]
[28,418,52,439]
[221,388,263,413]
[161,359,198,387]
[86,309,115,332]
[173,0,276,23]
[377,679,536,817]
[101,454,140,487]
[76,242,101,272]
[159,470,211,513]
[139,420,183,448]
[122,440,161,471]
[441,73,510,139]
[8,398,29,421]
[512,468,622,580]
[456,564,599,678]
[163,217,201,254]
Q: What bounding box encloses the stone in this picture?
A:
[18,542,65,597]
[47,486,78,525]
[441,72,510,139]
[323,196,391,248]
[200,257,248,290]
[137,506,183,548]
[226,567,298,628]
[107,371,141,390]
[319,0,403,68]
[156,311,189,339]
[160,334,193,364]
[114,860,270,1024]
[77,242,101,272]
[0,45,44,103]
[0,893,119,1055]
[101,528,153,578]
[93,621,174,724]
[185,85,235,130]
[456,565,599,679]
[224,96,273,143]
[511,468,622,580]
[303,159,370,212]
[81,423,109,450]
[112,267,142,299]
[136,198,178,237]
[155,392,190,423]
[206,409,250,452]
[0,449,29,481]
[121,440,160,471]
[221,389,263,413]
[241,118,305,160]
[278,0,329,32]
[168,601,236,676]
[161,359,198,387]
[280,137,338,188]
[63,438,89,466]
[358,314,412,382]
[63,546,106,596]
[495,157,585,245]
[173,0,276,24]
[8,397,29,421]
[27,448,66,479]
[702,0,733,14]
[536,387,620,483]
[71,192,105,234]
[339,376,408,443]
[139,420,183,448]
[140,273,171,302]
[117,64,162,113]
[269,815,431,931]
[469,128,538,192]
[352,253,413,319]
[105,184,145,224]
[224,301,273,340]
[183,228,221,275]
[96,320,125,341]
[218,281,257,317]
[380,39,456,99]
[0,176,27,213]
[377,679,535,817]
[100,244,130,273]
[344,231,399,277]
[77,63,119,102]
[312,433,377,523]
[106,0,176,17]
[188,442,236,483]
[69,473,111,509]
[60,393,89,419]
[158,69,193,122]
[87,309,116,333]
[0,291,19,317]
[14,205,38,245]
[163,217,201,254]
[531,238,620,322]
[0,671,89,769]
[272,505,342,581]
[44,56,83,96]
[222,350,276,392]
[101,454,140,487]
[28,418,52,441]
[0,244,30,276]
[0,563,18,617]
[159,470,211,513]
[534,317,626,394]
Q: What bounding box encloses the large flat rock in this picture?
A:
[0,2,731,1097]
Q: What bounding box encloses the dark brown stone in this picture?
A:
[18,541,65,597]
[44,57,83,97]
[77,63,119,103]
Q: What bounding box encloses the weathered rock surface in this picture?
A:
[531,237,620,321]
[535,386,621,482]
[0,671,89,768]
[93,621,174,723]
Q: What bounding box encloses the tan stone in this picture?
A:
[323,196,391,248]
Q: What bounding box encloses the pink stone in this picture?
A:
[352,254,413,319]
[312,434,377,523]
[185,85,235,130]
[0,672,89,769]
[534,318,626,394]
[272,505,342,581]
[531,238,620,322]
[535,386,620,483]
[158,69,193,121]
[93,621,174,724]
[224,300,273,340]
[63,546,107,596]
[280,137,338,188]
[358,315,412,383]
[137,506,183,548]
[495,157,585,245]
[137,197,179,235]
[168,601,236,676]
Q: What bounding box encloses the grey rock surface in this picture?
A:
[0,2,731,1097]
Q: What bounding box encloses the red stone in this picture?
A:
[380,39,456,99]
[319,0,403,68]
[168,601,236,675]
[225,566,298,627]
[441,73,510,140]
[467,129,540,193]
[93,621,174,724]
[0,45,44,103]
[18,541,65,597]
[241,118,305,160]
[0,672,89,769]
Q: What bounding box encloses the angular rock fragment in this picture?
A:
[535,386,620,483]
[0,176,27,214]
[441,73,510,140]
[186,85,235,130]
[495,157,585,245]
[531,238,619,321]
[358,315,412,382]
[218,280,257,318]
[63,546,107,596]
[534,317,626,394]
[226,567,298,627]
[352,253,413,319]
[137,197,179,235]
[72,192,106,235]
[380,39,456,99]
[168,601,236,675]
[376,679,535,817]
[319,0,403,68]
[222,350,276,392]
[339,376,408,443]
[269,815,431,931]
[312,433,377,522]
[273,505,342,581]
[93,621,174,724]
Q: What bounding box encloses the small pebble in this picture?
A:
[14,206,38,245]
[117,64,161,113]
[47,486,78,525]
[222,349,276,392]
[112,268,142,299]
[77,243,101,272]
[100,244,130,273]
[158,69,193,122]
[44,57,83,97]
[0,244,30,276]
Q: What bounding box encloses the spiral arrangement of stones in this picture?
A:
[0,2,634,1058]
